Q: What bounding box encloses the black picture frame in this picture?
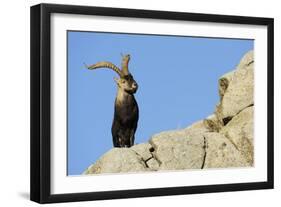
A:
[30,3,274,204]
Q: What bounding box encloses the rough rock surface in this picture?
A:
[220,107,254,164]
[83,148,148,174]
[215,50,254,126]
[203,132,249,168]
[84,50,254,175]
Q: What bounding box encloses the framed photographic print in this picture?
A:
[30,3,274,203]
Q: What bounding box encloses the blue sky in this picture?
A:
[67,31,253,175]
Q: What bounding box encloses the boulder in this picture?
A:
[149,130,205,171]
[203,132,249,168]
[220,106,254,165]
[215,50,254,126]
[83,148,148,174]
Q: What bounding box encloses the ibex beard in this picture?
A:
[86,54,139,148]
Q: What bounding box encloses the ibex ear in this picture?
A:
[114,77,119,83]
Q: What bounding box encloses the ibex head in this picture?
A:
[85,54,138,94]
[114,74,138,94]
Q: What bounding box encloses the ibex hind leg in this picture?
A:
[121,137,133,148]
[129,135,135,147]
[112,136,121,148]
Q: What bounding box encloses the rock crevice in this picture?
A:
[201,136,207,169]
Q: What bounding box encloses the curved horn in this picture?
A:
[86,61,123,77]
[121,54,130,76]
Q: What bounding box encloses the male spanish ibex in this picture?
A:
[85,54,139,148]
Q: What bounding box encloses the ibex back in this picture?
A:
[85,54,139,147]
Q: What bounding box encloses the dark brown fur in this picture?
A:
[111,74,139,147]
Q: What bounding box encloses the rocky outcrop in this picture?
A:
[215,51,254,127]
[84,50,254,175]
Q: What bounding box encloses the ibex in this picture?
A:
[85,54,139,148]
